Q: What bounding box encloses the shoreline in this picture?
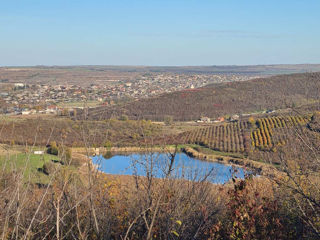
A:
[72,145,281,178]
[181,147,281,178]
[72,146,178,155]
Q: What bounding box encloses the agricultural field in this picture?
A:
[177,115,313,157]
[251,115,311,150]
[0,113,316,166]
[179,121,249,153]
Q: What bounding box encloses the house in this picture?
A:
[46,105,58,114]
[200,117,211,123]
[213,117,225,123]
[14,83,25,88]
[230,114,240,122]
[22,110,31,115]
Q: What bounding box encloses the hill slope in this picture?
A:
[87,72,320,121]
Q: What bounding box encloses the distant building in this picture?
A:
[0,92,9,97]
[213,117,225,123]
[34,151,44,155]
[22,110,31,115]
[266,109,275,114]
[46,105,58,114]
[230,114,240,122]
[200,117,211,123]
[14,83,25,88]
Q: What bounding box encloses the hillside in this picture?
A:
[171,114,313,164]
[0,117,161,147]
[86,72,320,121]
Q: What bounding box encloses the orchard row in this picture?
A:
[179,115,311,153]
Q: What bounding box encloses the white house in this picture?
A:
[230,114,240,121]
[14,83,25,88]
[22,110,31,115]
[199,117,211,123]
[46,105,58,114]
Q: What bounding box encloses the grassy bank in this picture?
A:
[0,152,60,184]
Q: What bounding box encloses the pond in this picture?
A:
[91,152,247,184]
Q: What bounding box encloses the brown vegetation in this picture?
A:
[0,117,161,147]
[0,149,318,239]
[0,112,319,239]
[85,72,320,121]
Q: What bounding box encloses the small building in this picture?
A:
[34,151,44,155]
[22,110,31,115]
[200,117,211,123]
[46,105,58,114]
[266,109,275,114]
[213,117,225,123]
[14,83,25,88]
[230,114,240,122]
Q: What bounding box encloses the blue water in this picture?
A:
[91,152,246,184]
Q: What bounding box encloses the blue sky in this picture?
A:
[0,0,319,66]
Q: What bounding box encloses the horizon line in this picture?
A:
[1,63,320,68]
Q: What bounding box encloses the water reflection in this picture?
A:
[92,152,246,184]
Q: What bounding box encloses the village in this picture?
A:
[0,73,259,116]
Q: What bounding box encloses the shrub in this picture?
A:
[47,141,59,155]
[210,176,284,239]
[59,147,72,165]
[104,140,112,149]
[42,161,56,175]
[164,115,173,125]
[119,114,128,121]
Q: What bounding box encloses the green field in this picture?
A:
[0,152,60,184]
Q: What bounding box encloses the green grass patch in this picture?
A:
[0,153,60,184]
[186,144,245,159]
